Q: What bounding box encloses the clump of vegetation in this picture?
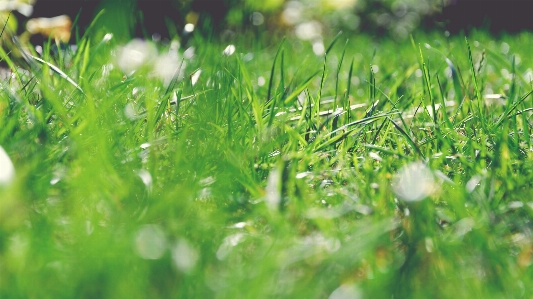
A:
[1,2,533,298]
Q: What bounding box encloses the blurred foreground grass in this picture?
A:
[2,27,533,298]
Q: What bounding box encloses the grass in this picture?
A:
[2,23,533,298]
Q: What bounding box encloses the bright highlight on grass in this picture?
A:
[392,161,435,202]
[0,146,14,185]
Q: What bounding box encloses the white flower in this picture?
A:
[134,224,167,260]
[392,161,435,202]
[117,39,157,75]
[171,239,199,273]
[152,52,183,87]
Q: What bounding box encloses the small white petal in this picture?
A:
[392,162,434,202]
[191,69,201,86]
[222,44,236,56]
[0,146,15,185]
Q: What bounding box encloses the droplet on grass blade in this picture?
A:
[103,33,113,43]
[0,146,15,186]
[134,225,167,260]
[392,161,435,202]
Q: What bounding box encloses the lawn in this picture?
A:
[1,18,533,298]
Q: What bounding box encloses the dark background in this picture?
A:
[23,0,533,43]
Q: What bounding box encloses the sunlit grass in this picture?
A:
[2,26,533,298]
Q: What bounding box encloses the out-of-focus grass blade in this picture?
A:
[283,71,320,106]
[493,90,533,129]
[325,31,343,56]
[267,37,285,102]
[334,40,348,110]
[388,116,424,157]
[466,37,485,127]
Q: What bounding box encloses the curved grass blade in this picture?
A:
[30,55,85,94]
[387,116,424,158]
[267,37,285,102]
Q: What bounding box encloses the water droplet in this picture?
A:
[103,33,113,42]
[134,225,167,260]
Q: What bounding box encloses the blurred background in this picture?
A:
[12,0,533,44]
